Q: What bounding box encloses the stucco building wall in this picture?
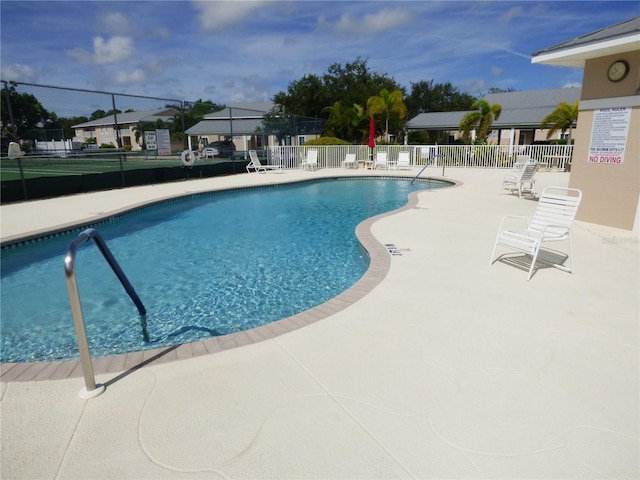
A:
[568,51,640,230]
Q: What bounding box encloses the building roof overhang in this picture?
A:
[531,16,640,67]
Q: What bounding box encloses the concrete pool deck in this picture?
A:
[1,167,638,479]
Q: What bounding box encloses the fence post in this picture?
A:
[3,81,28,200]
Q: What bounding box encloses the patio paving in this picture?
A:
[1,167,638,479]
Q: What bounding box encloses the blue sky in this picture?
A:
[1,1,637,108]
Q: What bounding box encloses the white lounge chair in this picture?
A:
[300,150,318,171]
[501,161,539,198]
[490,186,583,280]
[373,151,388,170]
[512,154,529,170]
[246,150,282,173]
[341,153,357,169]
[396,151,411,170]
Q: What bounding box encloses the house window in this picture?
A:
[298,136,306,145]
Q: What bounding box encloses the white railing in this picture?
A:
[263,144,573,170]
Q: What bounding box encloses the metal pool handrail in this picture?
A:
[64,228,147,399]
[411,154,442,184]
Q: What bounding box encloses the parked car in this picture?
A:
[203,140,236,158]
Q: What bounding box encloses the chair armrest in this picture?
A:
[538,223,570,239]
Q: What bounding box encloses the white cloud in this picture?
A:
[65,47,93,66]
[66,35,135,66]
[222,75,272,103]
[115,68,146,84]
[94,36,135,65]
[491,67,503,76]
[193,0,271,32]
[0,63,38,82]
[330,8,413,35]
[498,6,524,25]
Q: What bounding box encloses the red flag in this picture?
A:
[368,117,376,148]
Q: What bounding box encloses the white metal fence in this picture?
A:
[265,144,574,170]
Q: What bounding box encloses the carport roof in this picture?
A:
[185,119,263,136]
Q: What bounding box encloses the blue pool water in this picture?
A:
[1,178,448,363]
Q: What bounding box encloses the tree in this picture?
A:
[273,57,402,121]
[366,88,407,142]
[540,100,579,143]
[459,99,502,144]
[273,74,329,118]
[486,87,516,94]
[405,80,475,117]
[1,83,53,141]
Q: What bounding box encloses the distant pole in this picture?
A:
[229,107,235,173]
[112,94,126,187]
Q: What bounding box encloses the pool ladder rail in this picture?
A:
[410,153,442,184]
[64,228,147,399]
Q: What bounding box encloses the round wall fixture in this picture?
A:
[607,60,629,82]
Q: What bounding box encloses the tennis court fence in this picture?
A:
[1,81,251,203]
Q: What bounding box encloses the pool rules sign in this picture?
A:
[587,107,631,165]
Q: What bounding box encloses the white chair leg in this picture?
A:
[527,244,541,280]
[567,235,574,274]
[490,241,499,266]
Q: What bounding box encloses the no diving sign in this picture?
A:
[587,107,631,165]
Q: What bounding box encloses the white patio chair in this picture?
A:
[373,151,388,170]
[490,186,583,280]
[246,150,282,173]
[512,154,529,169]
[396,151,411,170]
[341,153,357,169]
[501,161,539,198]
[300,150,318,171]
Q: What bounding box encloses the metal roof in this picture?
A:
[407,111,467,130]
[204,103,274,119]
[531,16,640,67]
[72,108,179,128]
[185,119,264,136]
[407,88,581,130]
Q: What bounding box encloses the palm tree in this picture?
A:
[366,88,407,142]
[541,100,579,143]
[348,103,369,143]
[459,99,502,144]
[322,101,350,139]
[323,102,370,143]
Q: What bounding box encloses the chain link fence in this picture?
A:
[1,81,244,203]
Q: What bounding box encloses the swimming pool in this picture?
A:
[1,177,449,363]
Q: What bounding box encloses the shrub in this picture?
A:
[303,137,351,146]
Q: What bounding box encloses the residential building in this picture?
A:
[406,87,581,149]
[72,108,179,151]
